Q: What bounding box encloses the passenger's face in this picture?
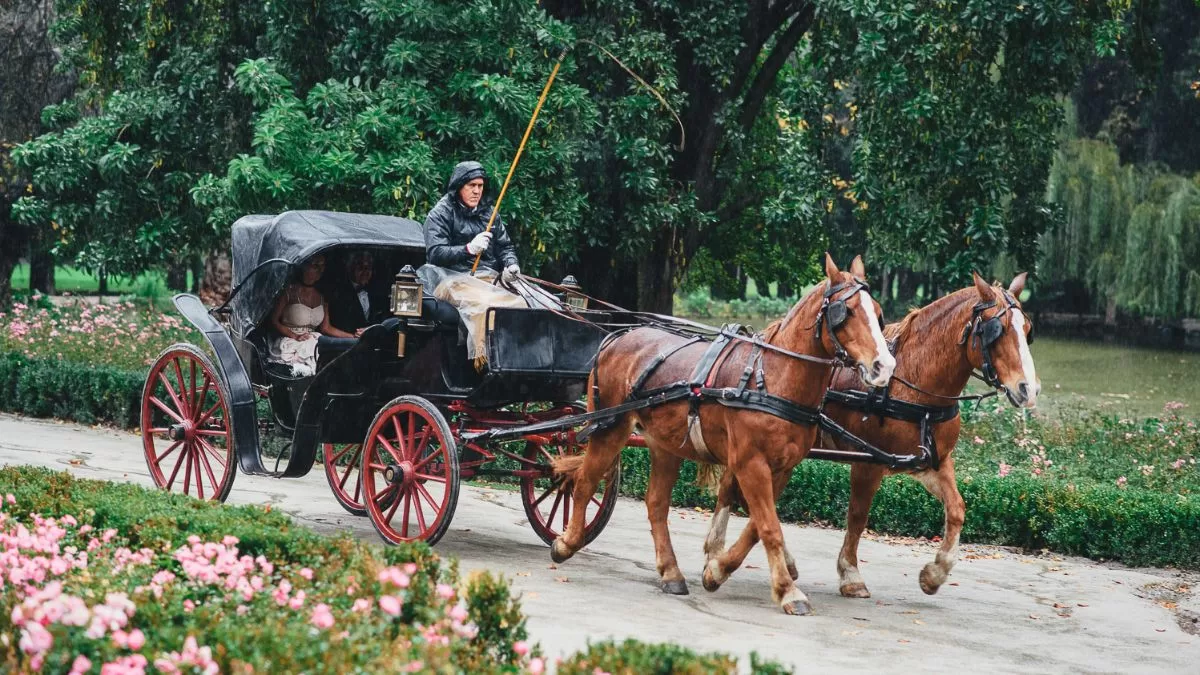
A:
[351,257,373,286]
[302,256,325,285]
[459,178,484,209]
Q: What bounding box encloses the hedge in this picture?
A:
[618,448,1200,569]
[0,351,142,428]
[0,466,787,673]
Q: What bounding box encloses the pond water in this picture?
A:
[1023,336,1199,420]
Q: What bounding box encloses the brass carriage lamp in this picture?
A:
[560,275,588,310]
[391,265,423,317]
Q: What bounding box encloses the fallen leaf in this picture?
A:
[1077,603,1089,607]
[913,619,925,625]
[1029,614,1040,620]
[68,459,83,465]
[1159,601,1178,610]
[1156,628,1167,633]
[516,572,531,577]
[1053,602,1067,609]
[841,630,861,637]
[949,582,959,586]
[548,564,557,570]
[900,610,920,615]
[525,592,539,599]
[898,639,910,644]
[746,565,760,569]
[555,577,570,583]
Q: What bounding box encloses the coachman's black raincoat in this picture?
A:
[423,161,519,274]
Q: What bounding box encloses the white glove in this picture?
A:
[502,264,521,283]
[466,231,492,255]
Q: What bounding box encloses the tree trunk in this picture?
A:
[1105,295,1118,327]
[0,254,15,309]
[97,270,108,296]
[166,262,188,292]
[635,229,677,314]
[190,255,202,293]
[198,250,233,307]
[29,247,54,295]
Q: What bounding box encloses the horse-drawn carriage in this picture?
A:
[141,210,633,546]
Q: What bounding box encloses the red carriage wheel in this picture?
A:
[141,344,237,502]
[361,396,460,545]
[521,439,620,547]
[323,443,366,516]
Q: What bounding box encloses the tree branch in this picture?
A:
[736,2,815,133]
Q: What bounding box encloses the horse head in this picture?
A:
[964,272,1040,408]
[811,254,895,388]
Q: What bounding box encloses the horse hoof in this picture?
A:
[661,579,690,596]
[701,560,725,593]
[919,564,944,595]
[839,582,871,599]
[782,599,814,616]
[550,539,574,564]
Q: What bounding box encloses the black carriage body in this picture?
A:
[172,209,629,479]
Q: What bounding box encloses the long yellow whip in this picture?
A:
[470,48,569,276]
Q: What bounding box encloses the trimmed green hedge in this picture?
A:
[0,351,143,427]
[618,448,1200,569]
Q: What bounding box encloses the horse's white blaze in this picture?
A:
[1010,309,1038,405]
[860,290,895,384]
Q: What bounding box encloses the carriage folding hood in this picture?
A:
[228,210,426,338]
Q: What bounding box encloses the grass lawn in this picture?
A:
[10,264,193,295]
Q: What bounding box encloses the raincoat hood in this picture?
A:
[446,161,487,195]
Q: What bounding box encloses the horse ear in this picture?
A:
[849,255,866,278]
[1008,272,1028,298]
[824,252,840,280]
[972,271,993,301]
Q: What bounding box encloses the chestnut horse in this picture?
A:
[551,255,895,614]
[704,272,1039,601]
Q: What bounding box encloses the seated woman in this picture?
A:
[267,255,354,377]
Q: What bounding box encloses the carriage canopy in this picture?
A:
[229,210,426,337]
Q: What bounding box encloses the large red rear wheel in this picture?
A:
[361,396,459,545]
[141,345,236,502]
[323,443,366,516]
[520,439,619,547]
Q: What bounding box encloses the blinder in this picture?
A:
[826,299,848,329]
[963,288,1034,391]
[815,277,872,363]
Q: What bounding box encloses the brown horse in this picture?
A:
[704,272,1039,601]
[551,254,895,614]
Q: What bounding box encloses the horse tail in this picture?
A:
[695,462,725,494]
[551,454,587,481]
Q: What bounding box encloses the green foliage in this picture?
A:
[556,639,748,675]
[0,351,142,427]
[1043,138,1200,318]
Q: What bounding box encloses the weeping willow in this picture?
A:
[1042,139,1200,319]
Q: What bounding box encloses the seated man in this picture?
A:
[421,161,533,366]
[424,161,522,281]
[328,251,385,336]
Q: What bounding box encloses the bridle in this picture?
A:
[813,277,877,365]
[959,288,1033,393]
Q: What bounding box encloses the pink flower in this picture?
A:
[513,640,530,656]
[403,563,418,576]
[436,584,454,600]
[183,599,195,613]
[352,598,371,613]
[5,494,14,504]
[529,657,545,674]
[299,567,314,580]
[310,603,335,629]
[379,595,402,616]
[128,628,145,651]
[1173,458,1186,470]
[19,622,53,654]
[998,463,1012,478]
[449,603,468,622]
[973,436,985,445]
[1117,476,1128,489]
[70,655,92,675]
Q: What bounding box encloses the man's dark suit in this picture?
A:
[327,282,386,333]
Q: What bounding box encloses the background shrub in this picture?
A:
[0,352,142,427]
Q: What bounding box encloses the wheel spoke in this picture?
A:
[405,412,417,460]
[182,446,194,495]
[329,444,355,464]
[191,375,212,423]
[399,489,413,537]
[149,396,185,425]
[410,487,428,533]
[154,439,183,463]
[337,460,358,490]
[170,358,190,420]
[385,485,405,524]
[375,435,403,464]
[367,462,389,471]
[533,484,558,508]
[195,399,222,427]
[546,490,565,527]
[195,428,227,437]
[413,426,433,463]
[165,443,188,489]
[351,467,363,503]
[413,473,445,484]
[188,359,198,419]
[391,415,406,457]
[193,447,206,500]
[412,440,440,472]
[197,445,220,496]
[196,438,228,468]
[374,483,398,507]
[561,490,571,530]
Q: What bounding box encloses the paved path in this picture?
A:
[2,414,1196,673]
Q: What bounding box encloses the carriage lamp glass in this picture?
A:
[560,275,588,310]
[391,264,423,317]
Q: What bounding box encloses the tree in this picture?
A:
[0,0,73,307]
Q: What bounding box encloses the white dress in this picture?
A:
[271,303,323,376]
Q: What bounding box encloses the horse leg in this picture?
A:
[837,463,885,598]
[913,457,964,595]
[734,457,811,614]
[704,469,798,584]
[549,420,630,563]
[646,449,688,595]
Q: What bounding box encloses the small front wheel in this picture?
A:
[361,396,460,545]
[323,443,366,516]
[141,344,236,502]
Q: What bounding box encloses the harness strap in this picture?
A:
[682,330,739,463]
[824,388,960,424]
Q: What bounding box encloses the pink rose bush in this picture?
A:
[0,300,195,370]
[0,476,546,674]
